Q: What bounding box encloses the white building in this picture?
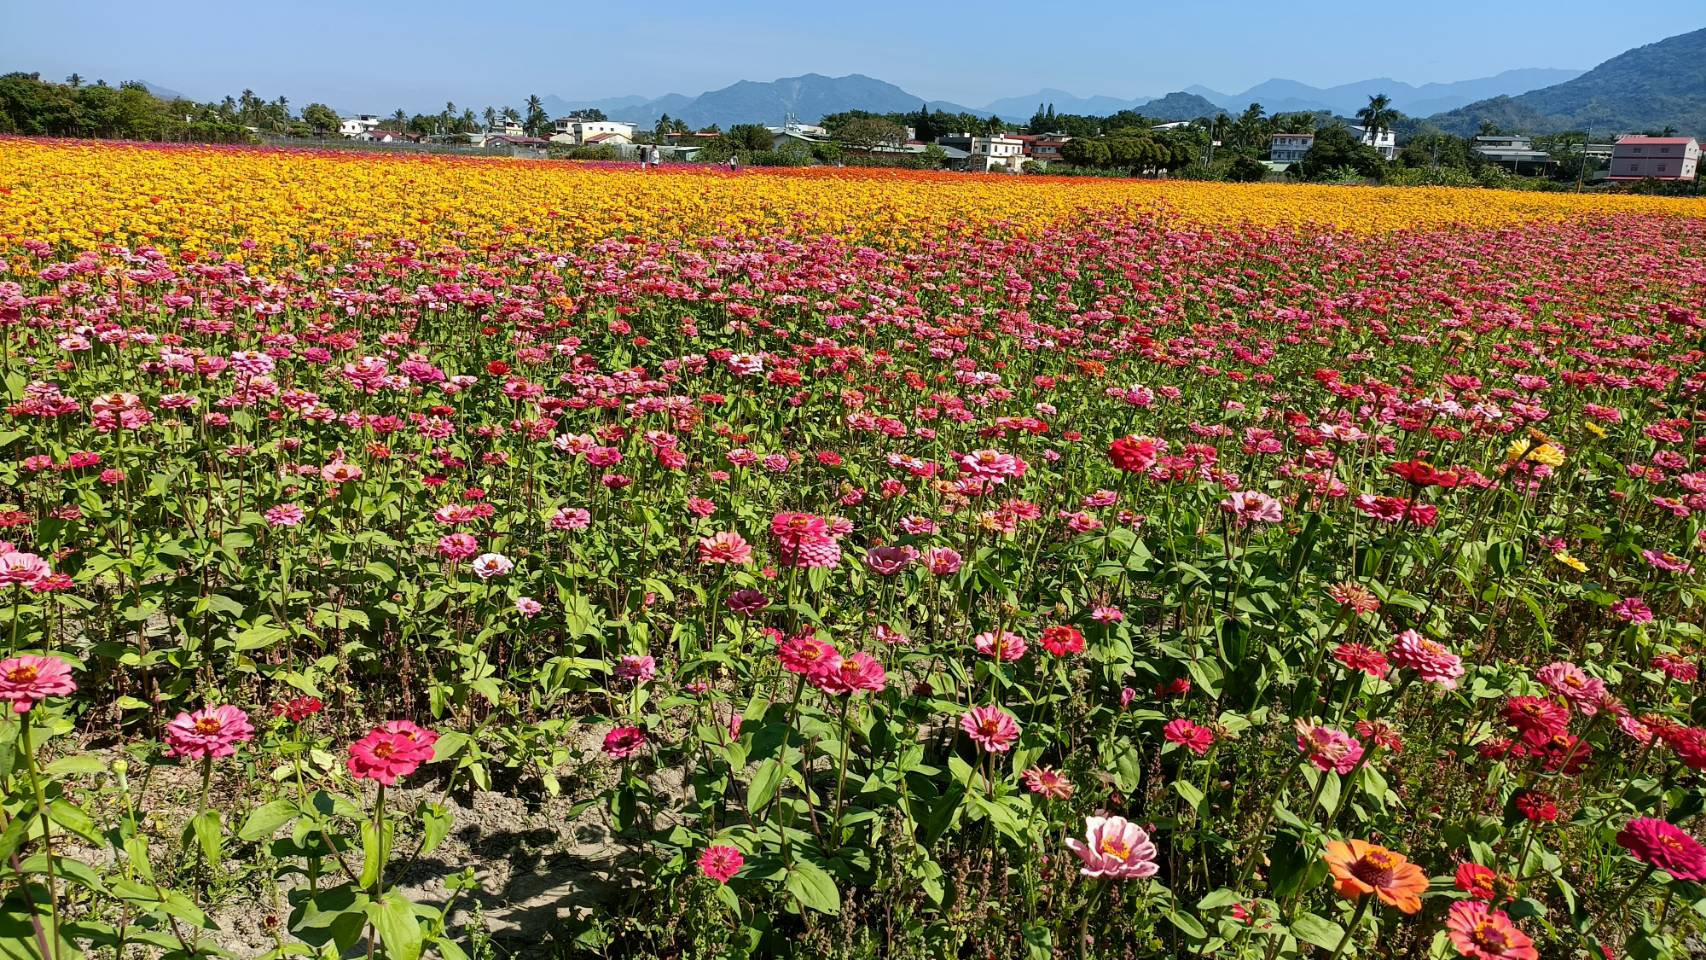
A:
[1269,132,1314,164]
[550,118,638,146]
[1349,124,1397,160]
[338,115,382,138]
[1608,136,1700,181]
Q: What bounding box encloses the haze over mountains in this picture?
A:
[544,67,1583,131]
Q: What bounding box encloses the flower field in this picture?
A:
[1,138,1706,959]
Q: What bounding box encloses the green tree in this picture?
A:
[301,102,340,135]
[524,95,549,137]
[1355,93,1398,152]
[726,123,772,151]
[834,116,907,153]
[1296,123,1384,180]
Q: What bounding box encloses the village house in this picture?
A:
[1269,132,1314,165]
[550,118,638,146]
[1607,136,1700,181]
[937,133,1025,172]
[338,115,382,138]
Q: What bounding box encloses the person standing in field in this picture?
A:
[649,144,661,168]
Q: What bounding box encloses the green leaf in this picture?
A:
[1166,907,1208,939]
[784,859,841,915]
[43,756,107,778]
[1174,780,1205,812]
[1197,888,1240,911]
[367,891,423,960]
[190,810,223,868]
[238,800,300,842]
[359,820,385,889]
[1289,912,1346,951]
[419,802,451,855]
[747,758,783,815]
[48,800,105,846]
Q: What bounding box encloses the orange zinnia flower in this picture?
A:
[1323,839,1428,914]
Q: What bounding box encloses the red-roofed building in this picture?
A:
[1608,136,1699,181]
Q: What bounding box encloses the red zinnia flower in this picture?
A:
[1617,817,1706,881]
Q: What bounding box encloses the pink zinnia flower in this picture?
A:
[778,633,838,676]
[1163,718,1215,756]
[1389,630,1464,689]
[1536,661,1605,716]
[697,845,744,883]
[1295,719,1364,774]
[1091,605,1124,624]
[960,705,1020,753]
[347,720,438,785]
[1611,597,1654,623]
[1220,490,1282,526]
[264,504,306,528]
[698,531,753,565]
[1616,817,1706,882]
[1108,435,1165,474]
[813,652,887,695]
[0,655,76,713]
[862,545,913,576]
[615,654,657,683]
[1022,766,1075,800]
[726,589,769,614]
[602,726,648,759]
[1444,901,1536,960]
[921,547,962,576]
[437,533,479,561]
[0,551,50,587]
[973,630,1027,662]
[515,596,542,617]
[165,705,255,760]
[1065,816,1159,879]
[550,507,591,530]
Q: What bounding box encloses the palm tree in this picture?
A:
[65,73,82,88]
[1355,94,1397,156]
[483,106,498,131]
[524,94,546,136]
[390,108,407,132]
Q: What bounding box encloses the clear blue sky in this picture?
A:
[3,1,1695,112]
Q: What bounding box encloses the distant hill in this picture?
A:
[1138,92,1224,122]
[545,74,990,129]
[1428,27,1706,135]
[139,80,187,101]
[553,66,1584,131]
[1187,69,1581,117]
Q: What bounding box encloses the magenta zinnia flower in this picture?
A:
[0,655,76,713]
[602,726,648,759]
[1163,718,1216,756]
[1617,817,1706,881]
[165,705,255,760]
[697,845,744,883]
[961,706,1020,753]
[813,651,887,695]
[347,720,438,785]
[1065,816,1159,879]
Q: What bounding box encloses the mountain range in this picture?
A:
[1429,26,1706,135]
[543,67,1582,132]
